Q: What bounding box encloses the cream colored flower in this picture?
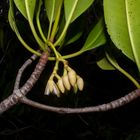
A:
[57,79,65,93]
[53,82,60,97]
[44,80,60,97]
[44,80,53,95]
[77,75,84,91]
[62,75,71,90]
[68,69,77,86]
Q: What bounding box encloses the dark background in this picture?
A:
[1,0,140,140]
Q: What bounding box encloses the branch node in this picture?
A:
[14,89,24,98]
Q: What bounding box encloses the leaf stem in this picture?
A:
[125,0,140,73]
[49,1,62,42]
[36,0,47,43]
[14,26,41,56]
[63,50,84,59]
[106,52,140,88]
[25,0,45,51]
[54,0,79,47]
[47,0,55,41]
[48,50,83,61]
[9,0,41,56]
[47,41,59,59]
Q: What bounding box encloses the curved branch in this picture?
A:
[0,50,140,114]
[14,54,38,91]
[19,52,49,96]
[0,52,49,114]
[20,88,140,114]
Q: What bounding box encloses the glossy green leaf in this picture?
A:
[54,0,94,46]
[36,0,47,42]
[8,0,41,56]
[24,0,45,50]
[45,0,63,40]
[14,0,27,19]
[9,0,15,31]
[45,0,63,22]
[65,32,82,46]
[97,57,115,70]
[64,0,94,23]
[25,0,36,20]
[81,18,106,52]
[8,12,14,31]
[65,18,84,46]
[106,52,140,88]
[56,15,65,38]
[104,0,140,72]
[14,0,36,20]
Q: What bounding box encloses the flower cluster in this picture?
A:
[44,66,84,97]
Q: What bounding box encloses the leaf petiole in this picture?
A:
[8,0,41,56]
[25,0,46,51]
[49,1,62,43]
[36,0,47,43]
[106,52,140,88]
[54,0,79,47]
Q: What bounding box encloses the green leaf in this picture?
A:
[65,32,82,46]
[46,0,63,40]
[8,0,41,56]
[54,0,94,46]
[64,0,94,23]
[64,18,84,46]
[81,18,106,52]
[8,12,14,31]
[97,57,115,70]
[104,0,140,72]
[106,52,140,88]
[14,0,27,19]
[25,0,36,20]
[45,0,63,22]
[9,0,16,31]
[25,0,45,50]
[36,0,47,42]
[56,15,66,39]
[14,0,36,20]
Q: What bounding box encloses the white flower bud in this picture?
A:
[53,83,60,97]
[62,75,71,90]
[57,79,65,93]
[68,69,77,86]
[44,83,50,95]
[44,80,54,95]
[77,76,84,91]
[48,80,54,93]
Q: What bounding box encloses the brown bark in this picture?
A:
[20,88,140,114]
[0,51,140,114]
[0,52,49,114]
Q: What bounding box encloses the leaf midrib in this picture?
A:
[83,25,104,51]
[125,0,139,66]
[54,0,79,46]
